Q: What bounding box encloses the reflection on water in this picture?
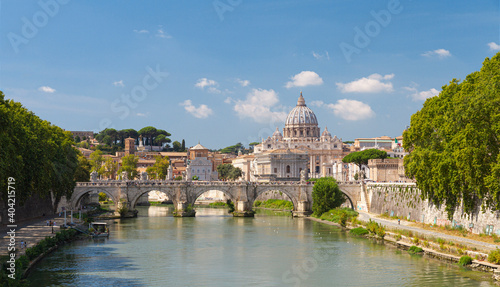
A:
[28,206,495,287]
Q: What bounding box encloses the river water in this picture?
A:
[28,206,495,286]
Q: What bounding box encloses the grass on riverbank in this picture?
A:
[317,208,359,227]
[254,199,293,210]
[208,202,228,208]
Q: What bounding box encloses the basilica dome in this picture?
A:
[285,93,318,126]
[283,93,320,139]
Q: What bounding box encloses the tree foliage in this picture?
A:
[119,154,139,179]
[312,177,345,216]
[403,53,500,218]
[0,91,79,209]
[89,150,105,174]
[219,143,244,155]
[217,164,242,180]
[102,157,118,179]
[74,154,91,182]
[146,156,170,180]
[342,149,388,168]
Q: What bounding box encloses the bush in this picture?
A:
[366,219,385,238]
[254,200,262,207]
[320,208,358,225]
[488,249,500,264]
[312,177,345,216]
[459,255,473,266]
[408,246,423,254]
[350,227,369,236]
[226,200,235,213]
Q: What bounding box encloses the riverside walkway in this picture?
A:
[0,215,73,257]
[358,211,500,252]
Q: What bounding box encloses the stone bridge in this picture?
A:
[69,180,365,217]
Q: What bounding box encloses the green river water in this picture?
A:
[27,206,495,286]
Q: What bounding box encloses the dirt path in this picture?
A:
[358,211,500,252]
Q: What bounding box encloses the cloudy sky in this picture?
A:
[1,1,499,149]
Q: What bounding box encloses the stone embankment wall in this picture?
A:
[0,193,56,225]
[367,183,500,235]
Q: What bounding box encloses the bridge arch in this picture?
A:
[71,188,118,210]
[337,187,356,210]
[129,188,176,210]
[188,186,235,207]
[253,187,298,211]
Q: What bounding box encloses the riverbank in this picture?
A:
[307,213,500,281]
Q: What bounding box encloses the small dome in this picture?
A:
[321,126,332,138]
[272,127,283,139]
[285,93,318,126]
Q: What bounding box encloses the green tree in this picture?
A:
[217,163,242,181]
[0,91,78,210]
[89,150,105,175]
[74,154,91,182]
[154,134,170,148]
[220,143,244,155]
[102,157,118,179]
[146,156,170,179]
[74,135,81,143]
[404,53,500,218]
[181,139,186,151]
[172,141,181,151]
[342,149,387,169]
[312,177,345,216]
[101,135,112,146]
[119,154,139,179]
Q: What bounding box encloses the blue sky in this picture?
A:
[1,0,499,149]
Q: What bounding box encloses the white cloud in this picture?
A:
[136,112,147,117]
[310,100,324,107]
[156,26,172,39]
[195,78,221,94]
[133,29,149,34]
[224,97,233,104]
[336,73,394,93]
[113,80,124,87]
[236,78,250,87]
[405,86,440,101]
[233,88,287,123]
[180,100,213,119]
[488,42,500,51]
[422,49,451,58]
[326,99,375,121]
[312,51,330,60]
[38,86,56,93]
[285,71,324,88]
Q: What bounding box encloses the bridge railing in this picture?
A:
[76,180,317,187]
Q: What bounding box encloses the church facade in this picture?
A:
[253,93,346,179]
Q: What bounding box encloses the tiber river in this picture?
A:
[28,206,495,286]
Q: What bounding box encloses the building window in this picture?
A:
[286,165,291,173]
[274,168,277,173]
[267,144,271,148]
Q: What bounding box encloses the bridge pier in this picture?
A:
[292,200,312,217]
[233,201,255,217]
[173,201,196,217]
